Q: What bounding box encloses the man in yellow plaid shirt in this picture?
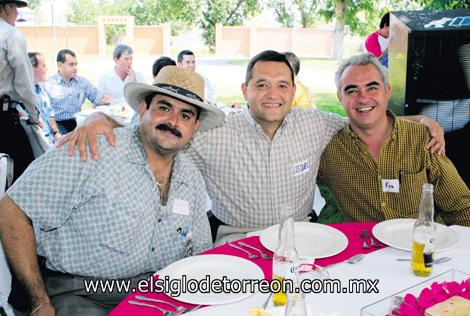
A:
[318,53,469,226]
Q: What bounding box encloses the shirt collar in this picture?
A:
[125,124,189,186]
[243,107,291,136]
[53,71,79,84]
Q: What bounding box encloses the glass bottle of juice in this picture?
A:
[411,183,437,277]
[272,206,298,306]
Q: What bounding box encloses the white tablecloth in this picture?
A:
[186,226,470,316]
[76,104,134,126]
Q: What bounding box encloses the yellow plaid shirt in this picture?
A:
[318,111,470,226]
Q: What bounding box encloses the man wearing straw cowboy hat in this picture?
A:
[0,66,225,315]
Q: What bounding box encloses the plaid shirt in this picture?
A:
[42,72,104,121]
[186,108,346,228]
[7,125,212,278]
[318,111,470,226]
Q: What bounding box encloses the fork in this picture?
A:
[128,300,175,315]
[135,295,186,313]
[362,229,381,248]
[237,241,272,259]
[228,243,259,259]
[359,232,370,249]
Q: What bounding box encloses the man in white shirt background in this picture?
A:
[98,44,145,103]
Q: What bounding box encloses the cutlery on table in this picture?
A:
[237,241,272,259]
[362,229,382,248]
[395,257,452,264]
[228,242,259,259]
[128,300,175,315]
[324,253,365,269]
[262,292,273,309]
[359,232,370,249]
[135,295,186,313]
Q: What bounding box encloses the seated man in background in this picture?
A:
[177,50,217,106]
[0,66,224,315]
[152,56,176,79]
[28,52,62,143]
[43,49,112,134]
[318,53,470,226]
[98,44,145,102]
[284,52,315,109]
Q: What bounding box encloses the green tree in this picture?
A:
[319,0,379,59]
[295,0,320,28]
[269,0,320,28]
[27,0,42,11]
[268,0,295,27]
[200,0,261,52]
[128,0,201,34]
[416,0,470,9]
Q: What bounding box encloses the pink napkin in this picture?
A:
[110,222,384,315]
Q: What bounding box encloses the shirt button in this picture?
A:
[157,218,162,223]
[151,247,155,252]
[381,202,386,207]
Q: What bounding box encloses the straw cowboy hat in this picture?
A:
[0,0,28,7]
[124,66,225,131]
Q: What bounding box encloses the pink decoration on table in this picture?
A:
[398,278,470,315]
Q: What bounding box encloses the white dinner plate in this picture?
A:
[372,219,460,252]
[259,222,348,259]
[158,254,264,305]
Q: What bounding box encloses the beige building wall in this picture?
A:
[216,24,334,58]
[134,24,171,56]
[18,25,170,56]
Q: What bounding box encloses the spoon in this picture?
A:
[324,253,365,269]
[395,256,452,264]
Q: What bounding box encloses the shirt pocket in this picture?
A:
[96,200,146,254]
[157,215,194,268]
[398,167,429,217]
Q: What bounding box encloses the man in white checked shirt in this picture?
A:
[0,66,224,315]
[60,50,444,245]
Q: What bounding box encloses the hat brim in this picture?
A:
[12,1,28,7]
[124,81,225,132]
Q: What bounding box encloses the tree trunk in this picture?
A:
[332,0,346,60]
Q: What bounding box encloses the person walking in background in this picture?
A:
[284,51,315,109]
[0,0,40,182]
[97,44,145,102]
[365,13,390,67]
[43,49,112,134]
[28,52,62,143]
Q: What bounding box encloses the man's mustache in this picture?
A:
[155,123,182,138]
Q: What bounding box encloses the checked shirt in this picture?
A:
[7,125,212,278]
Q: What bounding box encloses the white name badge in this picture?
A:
[293,160,310,176]
[382,179,400,193]
[172,199,190,216]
